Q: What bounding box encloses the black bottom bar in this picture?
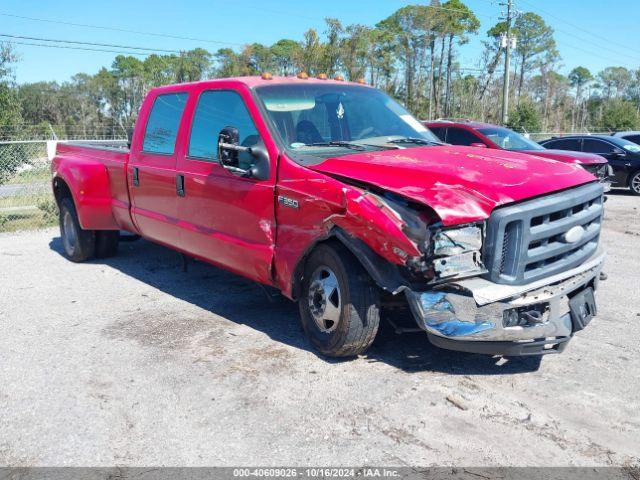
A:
[427,334,572,356]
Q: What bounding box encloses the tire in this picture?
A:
[298,243,381,357]
[59,197,95,262]
[629,171,640,196]
[95,231,120,258]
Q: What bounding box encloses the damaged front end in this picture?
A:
[355,182,606,356]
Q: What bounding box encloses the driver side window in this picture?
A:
[446,127,481,146]
[188,90,260,169]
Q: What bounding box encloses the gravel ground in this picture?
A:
[0,190,639,467]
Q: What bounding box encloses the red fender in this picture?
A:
[51,145,120,231]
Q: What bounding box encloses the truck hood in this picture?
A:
[309,145,597,226]
[520,149,608,165]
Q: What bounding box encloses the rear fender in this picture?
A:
[52,156,118,230]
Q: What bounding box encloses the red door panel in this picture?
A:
[178,161,275,284]
[128,90,189,247]
[175,85,277,285]
[128,153,180,245]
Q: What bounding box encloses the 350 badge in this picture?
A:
[278,195,299,209]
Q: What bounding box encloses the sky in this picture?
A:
[2,0,640,84]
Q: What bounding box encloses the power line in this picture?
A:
[0,33,182,54]
[517,0,640,64]
[6,40,155,57]
[517,0,634,52]
[0,12,244,47]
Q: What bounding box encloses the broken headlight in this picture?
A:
[430,224,486,280]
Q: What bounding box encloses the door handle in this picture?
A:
[176,174,185,197]
[132,167,140,187]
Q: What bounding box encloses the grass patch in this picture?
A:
[6,165,51,184]
[0,193,58,232]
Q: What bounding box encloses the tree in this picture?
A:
[341,24,371,81]
[322,18,343,76]
[512,12,557,100]
[111,55,145,126]
[171,48,212,83]
[376,5,431,112]
[270,39,299,76]
[507,100,542,132]
[601,100,639,131]
[0,43,22,138]
[440,0,479,116]
[597,67,631,99]
[569,66,592,129]
[298,29,324,75]
[245,43,274,74]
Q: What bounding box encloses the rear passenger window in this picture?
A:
[142,93,188,154]
[188,90,259,168]
[446,127,481,146]
[543,138,580,151]
[623,135,640,144]
[583,139,615,154]
[429,127,447,142]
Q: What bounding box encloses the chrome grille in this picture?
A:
[484,182,604,285]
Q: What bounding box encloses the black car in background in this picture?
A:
[540,135,640,195]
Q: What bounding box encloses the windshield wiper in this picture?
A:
[388,137,444,146]
[308,141,367,151]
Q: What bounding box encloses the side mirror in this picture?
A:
[470,142,488,148]
[218,126,240,167]
[217,126,270,181]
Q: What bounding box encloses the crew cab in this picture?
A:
[51,76,606,358]
[425,120,612,186]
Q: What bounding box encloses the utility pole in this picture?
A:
[500,0,514,124]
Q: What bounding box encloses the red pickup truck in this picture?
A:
[51,75,606,357]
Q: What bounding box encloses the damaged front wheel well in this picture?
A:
[291,228,412,301]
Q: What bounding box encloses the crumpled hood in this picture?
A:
[520,149,608,165]
[309,145,597,226]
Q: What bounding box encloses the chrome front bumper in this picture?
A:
[406,251,605,354]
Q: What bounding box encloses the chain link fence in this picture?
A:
[0,141,57,232]
[0,137,126,233]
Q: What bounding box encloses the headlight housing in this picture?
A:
[430,224,486,280]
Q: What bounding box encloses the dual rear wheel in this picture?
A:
[59,197,119,262]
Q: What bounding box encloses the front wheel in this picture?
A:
[629,171,640,196]
[299,243,380,357]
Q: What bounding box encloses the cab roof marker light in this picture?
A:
[261,72,273,80]
[317,73,328,80]
[297,72,309,79]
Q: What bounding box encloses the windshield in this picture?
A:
[615,138,640,153]
[254,83,441,160]
[477,126,544,151]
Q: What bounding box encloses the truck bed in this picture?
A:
[53,141,134,232]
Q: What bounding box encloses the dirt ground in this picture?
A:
[0,190,639,467]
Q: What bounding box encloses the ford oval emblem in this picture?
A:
[563,225,586,244]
